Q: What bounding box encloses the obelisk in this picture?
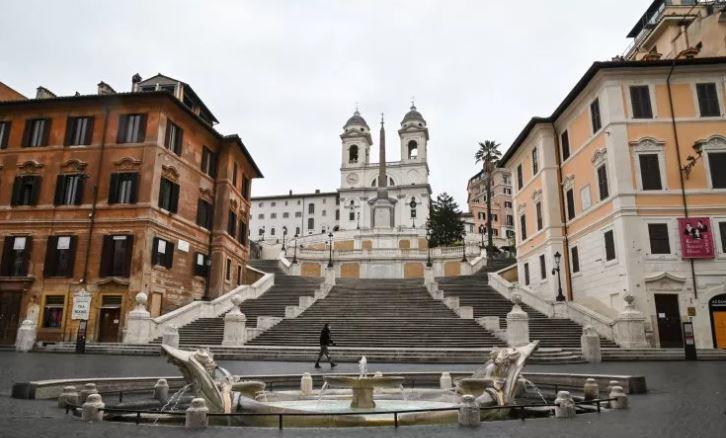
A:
[370,114,396,229]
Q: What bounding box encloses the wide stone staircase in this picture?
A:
[248,278,504,348]
[436,270,619,349]
[153,260,323,346]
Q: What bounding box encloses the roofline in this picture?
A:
[139,73,219,123]
[0,90,262,177]
[626,0,665,38]
[251,191,339,201]
[499,56,726,167]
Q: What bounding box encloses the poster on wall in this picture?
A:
[678,217,715,259]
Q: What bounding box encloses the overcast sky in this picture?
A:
[1,0,649,207]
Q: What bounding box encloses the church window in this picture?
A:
[308,203,315,214]
[307,218,314,230]
[408,140,418,159]
[349,145,359,163]
[322,210,327,217]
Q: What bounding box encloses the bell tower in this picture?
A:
[340,109,372,169]
[398,103,429,163]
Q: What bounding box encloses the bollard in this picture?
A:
[554,391,576,418]
[609,386,628,409]
[185,398,209,429]
[58,385,79,409]
[440,372,453,390]
[81,394,104,422]
[79,383,98,403]
[458,395,480,427]
[583,378,599,401]
[300,373,313,395]
[605,380,619,395]
[153,378,170,404]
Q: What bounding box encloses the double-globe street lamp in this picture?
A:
[425,226,432,267]
[409,197,418,228]
[292,233,299,264]
[327,231,334,268]
[552,251,566,302]
[281,226,288,253]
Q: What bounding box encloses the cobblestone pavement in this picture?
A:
[0,352,725,437]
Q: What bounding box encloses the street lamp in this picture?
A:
[292,233,299,264]
[281,226,288,253]
[552,251,565,302]
[479,226,485,250]
[327,231,334,268]
[461,233,467,262]
[260,225,266,242]
[425,226,432,267]
[409,197,418,228]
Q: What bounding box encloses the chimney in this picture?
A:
[35,86,56,99]
[131,73,142,92]
[315,189,320,194]
[97,81,116,95]
[289,190,293,195]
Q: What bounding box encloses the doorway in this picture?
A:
[97,295,123,342]
[709,294,726,349]
[654,294,683,348]
[0,291,22,344]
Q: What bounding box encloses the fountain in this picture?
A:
[322,356,405,409]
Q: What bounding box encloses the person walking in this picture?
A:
[315,323,337,368]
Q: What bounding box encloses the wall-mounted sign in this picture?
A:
[177,240,190,253]
[71,291,92,320]
[678,217,715,259]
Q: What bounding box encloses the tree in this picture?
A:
[427,192,465,248]
[474,140,502,259]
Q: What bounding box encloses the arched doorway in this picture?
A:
[709,294,726,349]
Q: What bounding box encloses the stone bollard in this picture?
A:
[58,386,79,409]
[300,373,313,395]
[153,378,169,404]
[580,325,602,363]
[185,398,209,429]
[222,295,247,346]
[605,380,620,395]
[162,326,179,349]
[506,294,529,347]
[554,391,576,418]
[81,394,105,422]
[123,292,152,344]
[15,320,37,352]
[609,386,628,409]
[583,378,599,401]
[80,383,98,403]
[458,395,480,427]
[440,372,453,390]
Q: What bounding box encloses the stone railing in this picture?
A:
[565,302,616,342]
[488,267,554,317]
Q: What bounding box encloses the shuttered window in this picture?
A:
[560,130,570,161]
[158,177,179,213]
[11,175,42,206]
[151,237,174,269]
[531,148,539,174]
[43,235,77,277]
[196,200,214,230]
[708,152,726,189]
[0,121,11,149]
[22,118,51,147]
[648,223,671,254]
[65,116,94,146]
[54,174,85,206]
[228,211,237,236]
[201,147,217,177]
[164,120,183,155]
[307,218,315,230]
[238,220,248,245]
[242,177,251,199]
[597,165,609,200]
[524,263,530,286]
[535,202,543,231]
[520,214,527,240]
[539,254,546,279]
[108,172,139,204]
[0,236,31,277]
[225,258,232,281]
[630,86,653,119]
[639,154,663,190]
[99,235,133,277]
[604,230,616,261]
[590,99,602,133]
[193,252,209,277]
[516,164,523,190]
[696,83,720,117]
[117,114,147,143]
[571,246,580,273]
[566,189,575,220]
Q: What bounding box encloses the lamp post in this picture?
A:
[281,226,287,253]
[461,233,467,262]
[292,233,298,264]
[327,231,334,268]
[425,226,432,267]
[260,226,265,242]
[479,226,485,250]
[409,197,418,228]
[552,251,565,302]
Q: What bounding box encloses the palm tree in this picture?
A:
[474,140,502,260]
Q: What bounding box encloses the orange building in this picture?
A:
[466,167,514,241]
[0,74,262,344]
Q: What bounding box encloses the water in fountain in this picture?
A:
[399,384,408,401]
[317,382,329,404]
[521,378,547,405]
[154,383,191,424]
[359,356,367,378]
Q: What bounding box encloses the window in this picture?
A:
[271,202,277,207]
[108,172,138,204]
[0,236,31,276]
[42,295,65,328]
[408,140,418,159]
[258,213,264,219]
[11,175,41,206]
[295,212,302,218]
[271,213,277,219]
[282,212,289,218]
[193,252,209,277]
[506,215,514,226]
[696,83,720,117]
[566,189,575,220]
[560,130,570,161]
[516,164,523,190]
[708,152,726,188]
[539,254,546,279]
[505,201,512,208]
[597,165,609,200]
[201,147,217,177]
[232,163,238,187]
[164,121,183,155]
[196,200,214,230]
[43,235,77,278]
[307,218,315,230]
[65,116,94,146]
[604,230,616,261]
[335,210,340,220]
[54,174,85,206]
[506,229,515,238]
[117,114,146,143]
[295,226,300,235]
[237,265,242,285]
[242,177,251,199]
[503,188,511,195]
[238,220,247,245]
[228,211,237,236]
[520,214,527,240]
[158,177,180,213]
[590,99,601,133]
[639,154,663,190]
[535,202,543,231]
[720,222,726,253]
[270,227,276,236]
[524,263,530,286]
[630,86,653,119]
[349,145,359,163]
[349,212,355,221]
[22,118,51,147]
[571,246,580,273]
[151,237,174,268]
[0,121,11,149]
[322,210,326,217]
[531,147,539,174]
[225,258,231,281]
[308,203,315,214]
[648,223,671,254]
[99,234,134,277]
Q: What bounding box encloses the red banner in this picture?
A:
[678,217,715,259]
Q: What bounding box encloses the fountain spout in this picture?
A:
[359,356,368,378]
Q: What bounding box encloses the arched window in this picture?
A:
[349,145,359,163]
[408,140,418,159]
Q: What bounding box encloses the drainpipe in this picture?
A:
[666,61,699,300]
[552,123,573,301]
[202,146,220,301]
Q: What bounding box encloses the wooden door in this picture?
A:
[97,308,121,342]
[0,292,22,344]
[713,311,726,349]
[654,294,683,348]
